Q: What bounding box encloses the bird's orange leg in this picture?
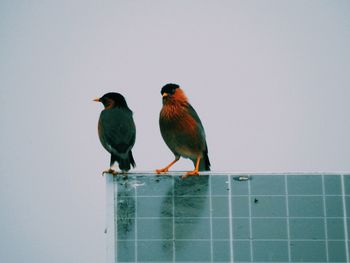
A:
[183,156,201,178]
[102,167,118,176]
[156,157,180,174]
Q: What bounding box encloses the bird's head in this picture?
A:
[93,92,128,109]
[161,83,188,105]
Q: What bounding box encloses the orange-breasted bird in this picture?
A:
[156,83,210,177]
[94,92,136,175]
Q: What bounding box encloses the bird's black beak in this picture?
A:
[93,98,100,102]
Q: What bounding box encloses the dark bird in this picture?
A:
[94,92,136,175]
[156,83,210,178]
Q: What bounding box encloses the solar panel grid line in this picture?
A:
[116,238,347,242]
[123,216,346,219]
[129,194,345,198]
[132,193,345,196]
[115,262,349,263]
[284,175,291,262]
[208,174,214,262]
[227,174,234,263]
[134,176,138,263]
[116,216,346,220]
[172,175,175,263]
[340,174,350,263]
[247,178,253,262]
[321,175,330,262]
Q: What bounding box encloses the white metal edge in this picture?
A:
[114,171,350,176]
[106,174,115,263]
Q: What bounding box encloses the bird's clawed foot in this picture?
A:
[181,170,199,179]
[156,158,180,175]
[102,168,119,176]
[155,168,169,174]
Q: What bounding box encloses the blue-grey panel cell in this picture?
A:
[327,218,345,239]
[116,197,135,220]
[326,196,344,217]
[212,218,230,239]
[346,196,350,218]
[137,241,173,262]
[250,175,285,195]
[137,197,172,218]
[252,241,288,262]
[324,175,342,195]
[344,175,350,195]
[213,241,231,262]
[233,218,250,239]
[291,241,327,262]
[289,218,325,239]
[211,175,229,196]
[174,197,209,217]
[175,241,211,261]
[211,197,229,217]
[116,241,135,262]
[328,241,346,262]
[287,175,323,195]
[233,241,251,262]
[211,196,229,217]
[174,175,209,197]
[114,174,136,182]
[252,218,287,239]
[113,175,120,183]
[231,177,249,195]
[136,176,173,196]
[117,218,135,240]
[251,196,286,217]
[232,196,249,217]
[175,218,210,240]
[137,218,172,240]
[288,196,324,217]
[115,176,136,197]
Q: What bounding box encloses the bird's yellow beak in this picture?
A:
[162,93,168,97]
[93,98,100,102]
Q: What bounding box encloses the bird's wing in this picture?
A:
[100,108,136,154]
[187,103,206,139]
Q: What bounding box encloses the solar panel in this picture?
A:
[106,173,350,263]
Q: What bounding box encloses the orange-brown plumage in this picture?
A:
[156,83,210,177]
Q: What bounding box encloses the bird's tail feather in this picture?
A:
[118,159,130,172]
[111,151,136,172]
[128,150,136,168]
[198,149,210,171]
[118,151,136,171]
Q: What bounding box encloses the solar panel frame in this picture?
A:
[106,173,350,263]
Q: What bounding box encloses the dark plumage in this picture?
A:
[94,92,136,174]
[156,83,210,177]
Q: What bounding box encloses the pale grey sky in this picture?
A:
[1,1,350,262]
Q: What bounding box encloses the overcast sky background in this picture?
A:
[1,1,350,262]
